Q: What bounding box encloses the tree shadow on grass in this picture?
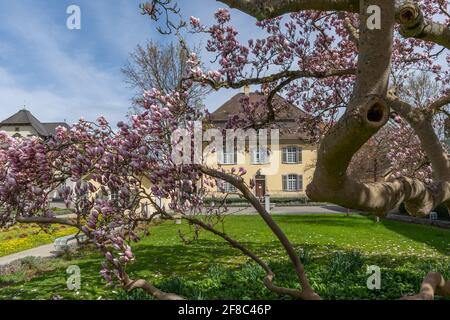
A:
[380,219,450,256]
[272,214,374,228]
[1,237,448,300]
[139,244,449,300]
[129,239,281,278]
[273,214,450,255]
[0,254,108,300]
[1,214,449,300]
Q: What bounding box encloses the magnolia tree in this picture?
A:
[0,0,449,300]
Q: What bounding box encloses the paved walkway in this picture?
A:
[221,205,357,215]
[0,244,55,266]
[0,237,80,267]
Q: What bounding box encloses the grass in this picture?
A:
[0,224,77,257]
[0,214,449,300]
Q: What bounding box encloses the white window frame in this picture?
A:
[251,147,270,165]
[218,146,237,165]
[282,174,303,192]
[283,146,302,164]
[109,190,120,201]
[217,180,237,193]
[286,147,298,164]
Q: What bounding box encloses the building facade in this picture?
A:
[205,92,317,201]
[0,109,165,214]
[0,109,69,139]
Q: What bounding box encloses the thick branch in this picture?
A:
[124,278,185,300]
[338,12,359,46]
[307,1,423,215]
[189,68,356,91]
[387,92,450,181]
[216,0,359,20]
[402,272,450,300]
[396,1,450,49]
[427,93,450,115]
[182,215,320,299]
[218,0,450,48]
[198,165,320,299]
[16,216,79,228]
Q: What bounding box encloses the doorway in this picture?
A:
[255,175,266,201]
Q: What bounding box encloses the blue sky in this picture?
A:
[0,0,260,125]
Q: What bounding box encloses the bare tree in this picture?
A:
[122,40,209,112]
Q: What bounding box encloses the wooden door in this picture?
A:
[255,178,266,199]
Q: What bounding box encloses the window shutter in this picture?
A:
[298,175,303,191]
[282,175,287,191]
[282,148,287,163]
[297,148,302,164]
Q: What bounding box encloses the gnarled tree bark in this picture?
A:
[213,0,449,300]
[217,0,360,20]
[396,1,450,50]
[401,272,450,300]
[218,0,450,49]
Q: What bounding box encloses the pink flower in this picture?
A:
[190,16,201,28]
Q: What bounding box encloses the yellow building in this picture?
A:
[0,109,167,214]
[84,174,163,217]
[204,92,318,201]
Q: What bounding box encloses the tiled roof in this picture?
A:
[211,92,306,122]
[0,110,69,137]
[210,92,313,141]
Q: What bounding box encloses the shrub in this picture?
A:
[434,204,450,220]
[298,248,313,265]
[399,202,449,221]
[328,251,365,275]
[0,257,55,284]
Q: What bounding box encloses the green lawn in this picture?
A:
[0,224,77,257]
[0,214,449,300]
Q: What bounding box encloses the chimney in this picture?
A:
[243,85,250,96]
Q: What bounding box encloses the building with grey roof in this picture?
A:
[0,109,70,139]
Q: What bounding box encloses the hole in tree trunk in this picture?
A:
[399,5,418,25]
[400,10,414,22]
[367,103,385,123]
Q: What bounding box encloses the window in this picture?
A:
[218,145,237,165]
[251,147,270,164]
[282,147,302,164]
[15,127,20,132]
[282,174,303,192]
[110,190,120,202]
[217,180,237,193]
[141,203,149,217]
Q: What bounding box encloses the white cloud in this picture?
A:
[0,1,132,125]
